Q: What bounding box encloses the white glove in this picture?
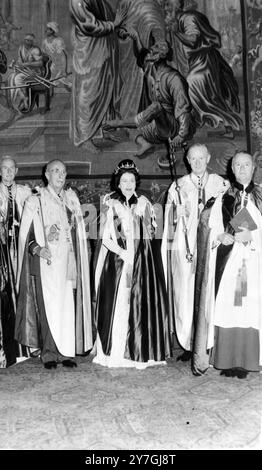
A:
[120,249,133,265]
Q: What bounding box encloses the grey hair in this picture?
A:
[231,151,254,167]
[187,143,211,160]
[0,155,17,168]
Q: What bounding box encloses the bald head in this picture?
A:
[45,159,67,194]
[46,159,66,173]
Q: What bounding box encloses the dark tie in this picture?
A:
[198,176,205,217]
[6,185,19,244]
[7,184,13,201]
[198,176,202,202]
[7,185,14,229]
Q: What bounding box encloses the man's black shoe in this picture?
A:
[177,351,192,362]
[30,349,41,358]
[44,361,57,369]
[220,368,236,377]
[62,359,77,368]
[235,368,248,379]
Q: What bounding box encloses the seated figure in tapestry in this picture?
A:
[7,33,45,114]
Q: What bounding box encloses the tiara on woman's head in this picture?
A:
[114,159,139,175]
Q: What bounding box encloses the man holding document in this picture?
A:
[193,151,262,379]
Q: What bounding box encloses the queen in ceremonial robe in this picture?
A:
[93,159,171,369]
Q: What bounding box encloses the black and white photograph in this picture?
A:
[0,0,261,455]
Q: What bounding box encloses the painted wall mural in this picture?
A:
[0,0,261,197]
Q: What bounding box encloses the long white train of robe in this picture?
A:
[212,198,262,365]
[17,186,92,358]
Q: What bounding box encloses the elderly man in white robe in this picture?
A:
[193,151,262,379]
[15,160,93,369]
[0,156,31,276]
[161,143,228,361]
[0,156,31,367]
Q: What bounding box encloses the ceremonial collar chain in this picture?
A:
[190,171,208,189]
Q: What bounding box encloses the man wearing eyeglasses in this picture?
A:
[15,160,93,369]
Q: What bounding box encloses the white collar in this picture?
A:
[0,181,17,196]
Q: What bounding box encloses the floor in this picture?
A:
[0,351,261,451]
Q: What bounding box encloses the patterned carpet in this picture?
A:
[0,352,261,451]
